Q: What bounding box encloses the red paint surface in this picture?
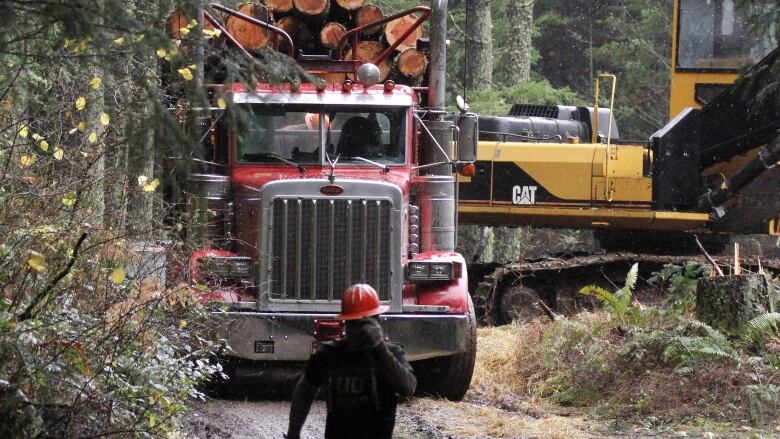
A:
[410,252,470,314]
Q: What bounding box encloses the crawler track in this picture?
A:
[470,252,780,325]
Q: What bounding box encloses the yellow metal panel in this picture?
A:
[495,142,598,200]
[458,204,710,231]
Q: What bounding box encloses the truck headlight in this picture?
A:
[406,261,462,281]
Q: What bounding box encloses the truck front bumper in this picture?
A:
[212,311,468,362]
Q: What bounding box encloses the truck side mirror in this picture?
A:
[455,96,477,162]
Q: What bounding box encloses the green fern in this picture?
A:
[741,312,780,347]
[580,263,639,326]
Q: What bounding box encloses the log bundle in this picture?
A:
[167,1,430,87]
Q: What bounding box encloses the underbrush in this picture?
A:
[482,263,780,428]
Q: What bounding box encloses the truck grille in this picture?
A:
[269,198,393,301]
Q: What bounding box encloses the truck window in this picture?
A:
[233,104,407,165]
[677,0,775,71]
[235,105,321,164]
[328,110,405,165]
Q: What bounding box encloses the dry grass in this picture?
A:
[470,324,527,398]
[404,397,600,439]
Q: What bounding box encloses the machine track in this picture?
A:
[470,252,780,325]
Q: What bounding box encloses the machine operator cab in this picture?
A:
[670,0,776,116]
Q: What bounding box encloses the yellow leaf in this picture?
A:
[39,140,49,151]
[63,38,75,48]
[143,179,160,192]
[73,38,90,54]
[110,267,126,285]
[113,36,125,45]
[75,96,86,111]
[135,33,145,42]
[188,19,197,28]
[20,154,36,167]
[18,126,28,138]
[156,48,167,58]
[178,319,188,329]
[179,27,190,36]
[31,133,42,141]
[78,121,86,132]
[62,191,76,206]
[178,67,193,81]
[88,132,97,143]
[100,113,110,126]
[89,77,102,90]
[27,252,45,272]
[188,64,197,70]
[217,98,226,109]
[53,148,64,161]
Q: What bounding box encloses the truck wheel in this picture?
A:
[414,296,477,401]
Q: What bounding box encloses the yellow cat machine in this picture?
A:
[460,0,780,323]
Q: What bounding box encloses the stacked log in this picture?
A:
[166,1,430,88]
[345,41,391,81]
[225,3,272,49]
[355,5,383,37]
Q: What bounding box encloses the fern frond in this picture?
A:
[623,263,638,292]
[579,285,620,310]
[741,312,780,346]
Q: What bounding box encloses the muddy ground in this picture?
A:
[184,380,733,439]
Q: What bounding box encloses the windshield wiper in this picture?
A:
[252,152,306,173]
[345,156,390,173]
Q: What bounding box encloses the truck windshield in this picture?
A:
[677,0,776,70]
[234,104,407,165]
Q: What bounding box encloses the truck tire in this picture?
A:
[413,296,477,401]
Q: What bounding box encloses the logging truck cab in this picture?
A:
[176,0,478,399]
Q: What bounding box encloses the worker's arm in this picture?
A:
[372,341,417,396]
[285,375,319,439]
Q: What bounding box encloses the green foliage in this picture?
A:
[649,262,711,314]
[464,80,583,116]
[580,263,639,326]
[740,312,780,348]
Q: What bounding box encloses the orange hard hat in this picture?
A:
[335,284,389,320]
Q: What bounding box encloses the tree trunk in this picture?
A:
[696,274,776,336]
[503,0,534,84]
[464,0,492,91]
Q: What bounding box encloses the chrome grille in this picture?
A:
[270,198,393,301]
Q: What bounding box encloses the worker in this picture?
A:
[285,283,417,439]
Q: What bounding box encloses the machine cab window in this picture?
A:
[677,0,776,70]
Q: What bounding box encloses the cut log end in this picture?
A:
[278,16,314,53]
[395,47,428,78]
[294,0,330,16]
[344,41,391,81]
[320,22,347,50]
[355,4,383,35]
[225,3,271,50]
[266,0,294,14]
[334,0,365,11]
[384,14,423,51]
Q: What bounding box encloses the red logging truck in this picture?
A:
[167,0,479,399]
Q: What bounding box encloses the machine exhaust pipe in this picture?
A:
[698,132,780,213]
